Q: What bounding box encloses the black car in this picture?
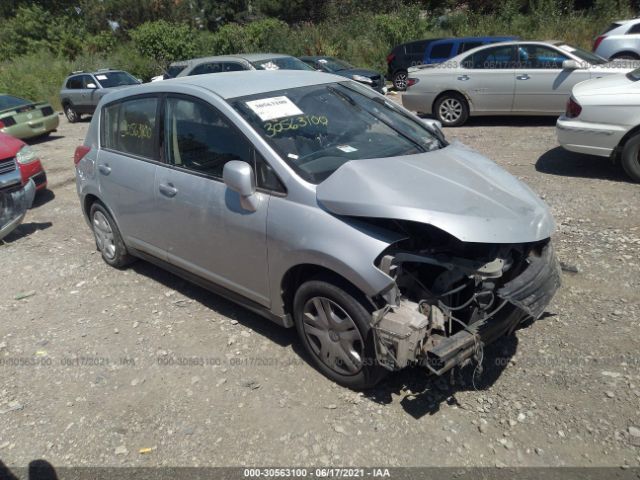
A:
[299,56,386,93]
[386,38,443,91]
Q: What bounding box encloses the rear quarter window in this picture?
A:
[627,23,640,34]
[102,97,159,159]
[429,42,454,59]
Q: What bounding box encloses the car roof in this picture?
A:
[179,55,248,66]
[108,70,346,101]
[433,36,517,42]
[234,53,294,62]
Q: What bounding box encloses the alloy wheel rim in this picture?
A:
[439,98,463,123]
[66,107,76,122]
[93,211,116,260]
[395,73,407,90]
[302,297,364,376]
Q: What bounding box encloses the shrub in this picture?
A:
[130,20,197,69]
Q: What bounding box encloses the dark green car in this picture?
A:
[0,94,59,140]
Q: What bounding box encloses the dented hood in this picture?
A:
[316,142,555,244]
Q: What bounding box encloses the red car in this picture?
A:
[0,131,47,191]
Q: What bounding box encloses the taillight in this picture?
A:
[593,35,605,51]
[0,120,4,129]
[386,53,395,64]
[566,97,582,118]
[74,145,90,165]
[406,78,420,88]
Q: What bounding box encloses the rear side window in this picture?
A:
[223,62,245,72]
[66,76,83,89]
[164,97,251,178]
[190,62,223,76]
[102,97,159,159]
[627,23,640,34]
[601,22,621,35]
[430,42,453,59]
[463,45,516,69]
[460,41,483,53]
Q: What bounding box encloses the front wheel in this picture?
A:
[621,133,640,182]
[434,93,469,127]
[293,278,387,389]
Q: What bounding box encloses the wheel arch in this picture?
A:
[280,263,381,318]
[432,89,471,114]
[614,124,640,163]
[611,51,640,60]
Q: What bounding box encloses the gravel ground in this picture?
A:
[1,100,639,469]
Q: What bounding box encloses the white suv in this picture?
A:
[594,19,640,60]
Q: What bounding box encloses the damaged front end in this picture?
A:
[371,223,561,376]
[0,179,36,241]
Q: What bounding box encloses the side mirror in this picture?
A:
[86,83,97,89]
[223,160,258,211]
[562,59,580,70]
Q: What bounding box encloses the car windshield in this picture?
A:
[557,44,608,65]
[166,65,187,78]
[95,71,139,88]
[0,95,30,111]
[250,57,314,71]
[317,58,353,72]
[231,82,443,184]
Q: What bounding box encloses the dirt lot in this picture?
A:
[1,100,639,469]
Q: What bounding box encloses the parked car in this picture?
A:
[0,132,47,192]
[299,56,386,93]
[557,69,640,182]
[422,36,518,66]
[75,70,560,389]
[152,54,313,82]
[594,19,640,60]
[59,69,141,123]
[386,38,444,91]
[0,94,59,140]
[151,61,190,82]
[402,40,637,127]
[0,134,37,240]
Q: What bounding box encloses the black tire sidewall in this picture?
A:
[293,278,386,390]
[621,134,640,182]
[89,202,132,268]
[434,93,469,127]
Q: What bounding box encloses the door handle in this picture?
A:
[457,75,470,81]
[517,74,530,80]
[159,183,178,198]
[98,164,111,175]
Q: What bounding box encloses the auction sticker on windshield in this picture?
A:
[246,96,304,121]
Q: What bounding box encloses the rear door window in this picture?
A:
[460,41,483,53]
[627,23,640,34]
[66,76,83,89]
[223,62,245,72]
[190,62,223,76]
[102,97,159,159]
[429,42,454,60]
[463,45,516,69]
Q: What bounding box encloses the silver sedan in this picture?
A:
[402,40,638,126]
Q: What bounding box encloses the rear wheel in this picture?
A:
[612,52,640,60]
[64,104,79,123]
[293,278,387,389]
[621,133,640,182]
[89,202,134,268]
[392,70,408,91]
[434,92,469,127]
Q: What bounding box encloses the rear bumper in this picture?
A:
[556,116,626,158]
[1,113,59,140]
[401,88,436,114]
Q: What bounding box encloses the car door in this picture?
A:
[78,75,99,113]
[155,95,271,306]
[513,43,591,113]
[97,95,166,258]
[456,44,517,113]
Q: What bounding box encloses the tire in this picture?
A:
[293,277,387,389]
[64,104,79,123]
[621,133,640,182]
[434,92,469,127]
[392,70,408,91]
[89,202,134,268]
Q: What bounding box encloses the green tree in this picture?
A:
[130,20,197,69]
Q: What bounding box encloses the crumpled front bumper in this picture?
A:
[0,179,36,240]
[498,242,562,320]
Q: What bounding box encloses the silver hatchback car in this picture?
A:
[75,71,561,389]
